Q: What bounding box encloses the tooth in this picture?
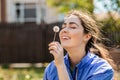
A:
[63,37,69,39]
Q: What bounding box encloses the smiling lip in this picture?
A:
[61,36,71,40]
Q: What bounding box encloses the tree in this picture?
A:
[95,0,120,12]
[95,0,120,32]
[47,0,94,13]
[96,0,120,45]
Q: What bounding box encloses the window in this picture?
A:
[24,3,36,22]
[15,2,41,24]
[15,3,21,22]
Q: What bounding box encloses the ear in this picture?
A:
[84,33,92,42]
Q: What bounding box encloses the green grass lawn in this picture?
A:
[0,67,45,80]
[0,66,120,80]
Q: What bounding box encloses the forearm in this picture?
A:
[56,63,70,80]
[49,42,70,79]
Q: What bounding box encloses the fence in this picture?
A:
[0,22,62,63]
[105,31,120,46]
[0,22,120,64]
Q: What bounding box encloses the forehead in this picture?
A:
[64,15,81,26]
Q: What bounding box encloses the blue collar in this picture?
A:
[64,51,95,69]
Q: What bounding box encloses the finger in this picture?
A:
[48,41,63,57]
[49,48,58,57]
[48,42,56,47]
[49,42,60,51]
[56,42,62,49]
[49,49,56,54]
[48,41,59,47]
[49,45,57,51]
[55,42,63,52]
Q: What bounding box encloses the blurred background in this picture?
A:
[0,0,120,80]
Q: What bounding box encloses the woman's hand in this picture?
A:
[48,41,64,66]
[49,41,70,80]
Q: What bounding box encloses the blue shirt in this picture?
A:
[43,52,114,80]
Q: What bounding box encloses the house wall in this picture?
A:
[6,0,42,23]
[5,0,61,24]
[0,0,1,22]
[1,0,6,23]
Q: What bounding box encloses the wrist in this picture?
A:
[55,60,65,68]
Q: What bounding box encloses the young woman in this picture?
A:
[43,10,117,80]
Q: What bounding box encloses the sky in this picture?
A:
[94,0,114,13]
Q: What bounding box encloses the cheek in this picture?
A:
[71,31,85,42]
[59,31,62,38]
[59,30,62,35]
[71,30,83,38]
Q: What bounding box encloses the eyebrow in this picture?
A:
[63,22,79,26]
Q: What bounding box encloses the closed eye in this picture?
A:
[62,22,78,29]
[70,26,76,29]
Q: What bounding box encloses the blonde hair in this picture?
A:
[66,10,117,79]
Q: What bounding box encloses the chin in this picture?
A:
[61,44,71,49]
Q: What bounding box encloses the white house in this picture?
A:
[0,0,63,24]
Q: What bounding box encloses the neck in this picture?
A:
[66,47,86,68]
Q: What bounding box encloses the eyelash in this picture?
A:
[70,27,76,29]
[62,26,76,29]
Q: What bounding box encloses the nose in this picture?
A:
[61,27,69,33]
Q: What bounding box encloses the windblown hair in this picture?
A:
[66,10,117,79]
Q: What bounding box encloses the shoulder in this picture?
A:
[87,53,114,79]
[43,61,59,80]
[44,61,56,74]
[90,53,113,70]
[91,53,112,68]
[84,52,113,69]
